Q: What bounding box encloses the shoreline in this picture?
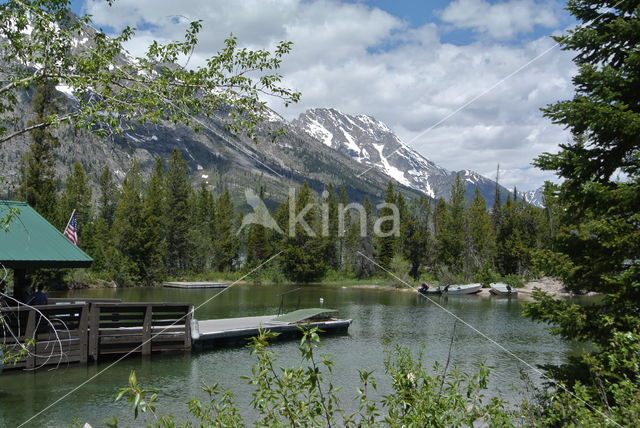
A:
[64,274,592,300]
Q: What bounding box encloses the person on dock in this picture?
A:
[0,279,9,307]
[28,284,48,306]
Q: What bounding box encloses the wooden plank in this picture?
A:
[78,303,89,363]
[163,282,228,289]
[184,307,193,350]
[25,310,36,369]
[89,304,100,361]
[100,335,144,344]
[142,305,152,355]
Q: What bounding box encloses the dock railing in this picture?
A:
[1,299,193,371]
[88,302,193,361]
[1,303,89,369]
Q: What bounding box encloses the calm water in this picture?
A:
[1,284,583,427]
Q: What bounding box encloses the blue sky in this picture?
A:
[77,0,578,191]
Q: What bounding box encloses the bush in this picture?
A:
[502,274,525,289]
[388,255,411,288]
[107,328,516,427]
[436,266,466,286]
[475,266,499,288]
[250,260,287,285]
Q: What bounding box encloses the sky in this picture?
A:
[78,0,578,191]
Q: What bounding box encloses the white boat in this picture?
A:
[443,283,482,295]
[489,282,518,296]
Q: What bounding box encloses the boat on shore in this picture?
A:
[418,284,446,295]
[418,283,482,295]
[489,282,518,296]
[445,283,482,295]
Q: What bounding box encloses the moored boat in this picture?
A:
[419,286,446,295]
[444,283,482,295]
[489,282,518,296]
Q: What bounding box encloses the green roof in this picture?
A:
[0,201,93,269]
[270,308,338,324]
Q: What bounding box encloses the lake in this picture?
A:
[0,284,583,427]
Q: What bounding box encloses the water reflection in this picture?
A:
[0,284,583,427]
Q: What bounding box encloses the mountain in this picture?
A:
[293,108,511,206]
[0,15,434,208]
[1,19,523,210]
[520,186,545,207]
[0,88,426,210]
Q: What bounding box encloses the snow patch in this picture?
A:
[264,109,283,122]
[55,84,75,99]
[339,126,361,154]
[304,120,333,147]
[126,133,142,143]
[423,180,435,198]
[372,143,410,186]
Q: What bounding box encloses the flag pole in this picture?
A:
[64,209,76,232]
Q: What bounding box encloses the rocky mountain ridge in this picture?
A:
[0,17,543,208]
[293,108,520,206]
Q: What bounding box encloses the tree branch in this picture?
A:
[0,113,76,145]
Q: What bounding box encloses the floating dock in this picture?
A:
[163,281,229,289]
[1,303,351,371]
[193,308,352,349]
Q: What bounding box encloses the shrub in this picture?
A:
[107,328,516,427]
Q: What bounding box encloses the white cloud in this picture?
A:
[439,0,561,40]
[84,0,575,191]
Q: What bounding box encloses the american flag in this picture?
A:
[63,210,78,245]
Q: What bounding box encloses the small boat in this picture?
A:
[444,283,482,295]
[418,287,445,294]
[418,283,445,295]
[489,282,518,296]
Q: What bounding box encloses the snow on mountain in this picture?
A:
[293,108,510,205]
[520,187,545,207]
[293,108,448,198]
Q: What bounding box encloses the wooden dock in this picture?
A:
[1,298,193,370]
[88,302,192,361]
[1,303,351,372]
[163,281,229,289]
[193,309,352,349]
[0,303,89,369]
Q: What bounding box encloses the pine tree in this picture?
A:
[403,195,432,279]
[212,189,238,271]
[337,185,350,270]
[436,174,466,273]
[351,195,376,278]
[191,181,216,270]
[87,167,120,273]
[164,149,192,273]
[279,181,328,282]
[376,181,397,268]
[323,184,340,269]
[491,164,502,233]
[466,187,496,272]
[16,81,60,222]
[140,158,168,282]
[394,190,409,257]
[246,186,273,266]
[96,167,120,227]
[111,162,146,282]
[58,161,92,242]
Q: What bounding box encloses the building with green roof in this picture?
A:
[0,201,92,301]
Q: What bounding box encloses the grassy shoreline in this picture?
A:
[69,270,575,298]
[68,269,404,290]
